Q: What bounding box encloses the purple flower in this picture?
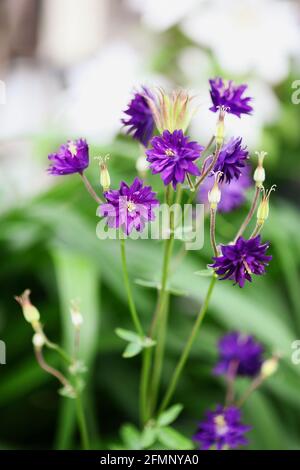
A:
[214,137,249,183]
[210,235,272,288]
[146,130,203,189]
[47,138,89,175]
[198,166,251,213]
[99,178,159,235]
[209,78,253,117]
[194,405,251,450]
[122,87,155,147]
[214,332,264,378]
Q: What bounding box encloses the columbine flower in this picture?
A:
[47,139,89,175]
[209,78,253,117]
[146,130,203,189]
[99,178,159,235]
[194,405,251,450]
[210,235,272,288]
[213,137,249,183]
[146,89,197,134]
[214,331,264,378]
[122,87,155,147]
[198,166,251,213]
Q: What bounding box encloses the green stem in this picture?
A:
[120,238,144,336]
[234,187,260,242]
[140,348,152,425]
[75,393,90,450]
[210,208,218,257]
[158,275,217,414]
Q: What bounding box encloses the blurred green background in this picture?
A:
[0,0,300,450]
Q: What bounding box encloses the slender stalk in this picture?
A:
[44,338,73,365]
[203,135,215,153]
[34,347,71,388]
[194,144,222,191]
[250,223,263,238]
[236,375,263,408]
[120,238,144,336]
[75,394,90,450]
[140,348,152,425]
[210,208,218,257]
[234,187,260,242]
[225,360,239,406]
[158,275,217,414]
[149,186,175,413]
[80,172,102,204]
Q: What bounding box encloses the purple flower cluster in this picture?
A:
[194,405,251,450]
[198,166,251,213]
[209,78,253,118]
[122,87,155,147]
[146,130,203,189]
[210,235,272,288]
[214,331,264,378]
[47,138,89,175]
[99,178,159,235]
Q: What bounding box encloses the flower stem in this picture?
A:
[210,207,218,257]
[75,393,90,450]
[140,347,152,425]
[234,187,260,242]
[80,172,102,204]
[158,275,217,414]
[250,222,263,238]
[120,238,144,336]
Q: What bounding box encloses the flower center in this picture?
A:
[127,201,136,213]
[214,414,228,437]
[242,259,252,274]
[68,142,77,156]
[165,148,175,157]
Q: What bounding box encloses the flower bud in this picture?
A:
[254,151,267,188]
[256,185,276,225]
[70,301,83,329]
[15,289,40,325]
[96,155,110,191]
[208,172,222,209]
[32,332,45,349]
[261,356,279,379]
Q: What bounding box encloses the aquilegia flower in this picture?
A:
[209,78,253,117]
[194,405,251,450]
[47,138,89,175]
[210,235,272,287]
[146,129,203,189]
[122,87,155,147]
[99,178,159,235]
[214,331,264,378]
[213,137,249,183]
[198,166,251,213]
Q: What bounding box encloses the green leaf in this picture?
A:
[157,427,194,450]
[140,426,158,449]
[115,328,141,343]
[135,278,187,296]
[120,423,141,450]
[157,404,183,427]
[122,342,143,358]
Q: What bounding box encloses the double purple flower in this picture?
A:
[210,235,272,288]
[122,87,155,147]
[47,138,89,175]
[209,77,253,117]
[194,405,251,450]
[146,129,203,189]
[99,178,159,235]
[214,331,264,378]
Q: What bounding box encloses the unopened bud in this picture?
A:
[15,289,40,325]
[254,151,267,187]
[261,356,279,378]
[256,185,276,225]
[70,301,83,329]
[208,172,222,209]
[96,155,111,191]
[32,332,45,349]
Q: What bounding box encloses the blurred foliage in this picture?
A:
[0,26,300,450]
